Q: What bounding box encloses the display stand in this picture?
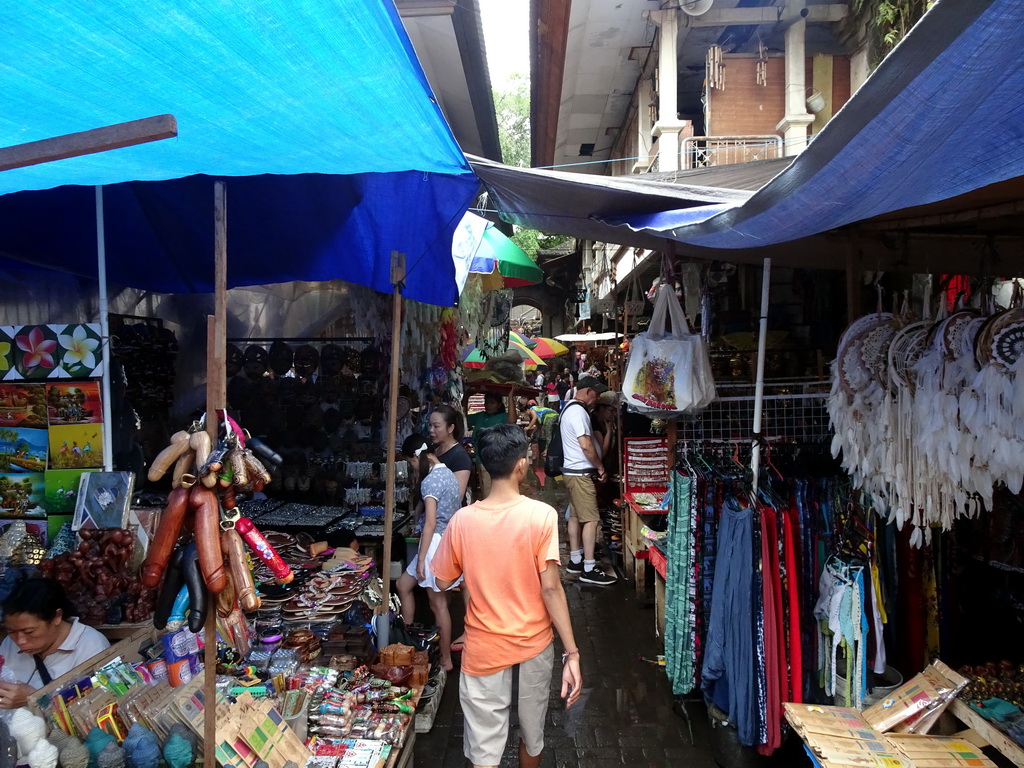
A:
[621,436,670,601]
[948,700,1024,767]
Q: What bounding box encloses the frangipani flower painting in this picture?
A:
[55,325,102,377]
[0,325,102,380]
[12,326,59,380]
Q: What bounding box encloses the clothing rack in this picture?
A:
[676,381,831,445]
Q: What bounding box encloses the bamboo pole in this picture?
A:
[376,252,405,648]
[203,180,228,767]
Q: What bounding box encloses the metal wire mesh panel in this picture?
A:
[675,380,831,444]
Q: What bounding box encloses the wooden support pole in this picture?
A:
[377,252,406,645]
[203,181,228,768]
[846,242,862,326]
[0,114,177,173]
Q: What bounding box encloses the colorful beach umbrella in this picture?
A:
[509,331,537,349]
[461,341,547,369]
[469,226,544,290]
[524,337,569,359]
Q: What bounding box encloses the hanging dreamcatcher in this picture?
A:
[476,289,512,360]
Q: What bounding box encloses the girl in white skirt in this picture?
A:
[396,433,463,671]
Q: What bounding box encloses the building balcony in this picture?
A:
[680,135,784,169]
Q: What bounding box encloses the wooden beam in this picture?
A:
[857,198,1024,231]
[685,4,847,27]
[379,252,406,628]
[0,114,177,173]
[531,0,572,168]
[203,180,228,768]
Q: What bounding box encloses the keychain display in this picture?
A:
[143,412,292,634]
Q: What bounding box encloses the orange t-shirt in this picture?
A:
[431,496,560,677]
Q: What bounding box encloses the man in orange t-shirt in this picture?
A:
[433,424,582,768]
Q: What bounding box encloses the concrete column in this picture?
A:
[775,11,814,156]
[649,9,688,171]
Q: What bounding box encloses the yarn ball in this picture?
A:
[58,736,89,768]
[161,734,192,768]
[253,762,269,768]
[166,724,197,756]
[26,739,57,768]
[83,729,115,768]
[9,709,47,756]
[43,730,72,755]
[0,721,15,768]
[122,725,160,768]
[97,742,125,768]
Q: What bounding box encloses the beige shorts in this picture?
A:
[459,644,554,765]
[563,473,600,524]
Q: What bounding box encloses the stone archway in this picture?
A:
[511,301,542,336]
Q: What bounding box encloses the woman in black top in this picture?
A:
[428,405,471,502]
[426,404,473,653]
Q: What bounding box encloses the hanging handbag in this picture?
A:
[623,284,716,415]
[624,276,646,319]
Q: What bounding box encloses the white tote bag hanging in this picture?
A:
[623,284,716,415]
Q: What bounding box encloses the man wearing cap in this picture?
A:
[560,376,616,586]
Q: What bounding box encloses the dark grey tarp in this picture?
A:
[468,155,750,252]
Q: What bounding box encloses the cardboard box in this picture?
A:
[864,662,968,734]
[886,735,997,768]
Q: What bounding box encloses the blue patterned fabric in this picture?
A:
[665,472,696,695]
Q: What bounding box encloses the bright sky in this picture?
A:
[477,0,529,89]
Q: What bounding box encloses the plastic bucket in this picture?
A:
[834,664,903,708]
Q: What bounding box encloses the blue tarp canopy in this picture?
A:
[0,0,478,305]
[608,0,1024,254]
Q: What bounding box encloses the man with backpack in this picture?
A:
[557,376,616,586]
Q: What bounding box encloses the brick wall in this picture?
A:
[707,57,787,136]
[707,55,852,138]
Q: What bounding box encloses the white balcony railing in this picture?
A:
[680,135,783,169]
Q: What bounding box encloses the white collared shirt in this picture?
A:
[0,618,110,688]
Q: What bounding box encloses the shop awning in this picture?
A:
[469,155,750,251]
[611,0,1024,252]
[0,0,478,306]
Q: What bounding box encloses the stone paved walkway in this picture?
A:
[412,478,723,768]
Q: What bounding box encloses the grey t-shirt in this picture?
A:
[421,463,462,535]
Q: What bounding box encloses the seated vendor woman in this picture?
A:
[0,579,110,708]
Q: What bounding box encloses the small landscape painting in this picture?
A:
[45,469,97,514]
[0,427,48,473]
[46,381,102,425]
[0,473,45,518]
[0,383,47,427]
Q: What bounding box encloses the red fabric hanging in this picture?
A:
[782,506,803,703]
